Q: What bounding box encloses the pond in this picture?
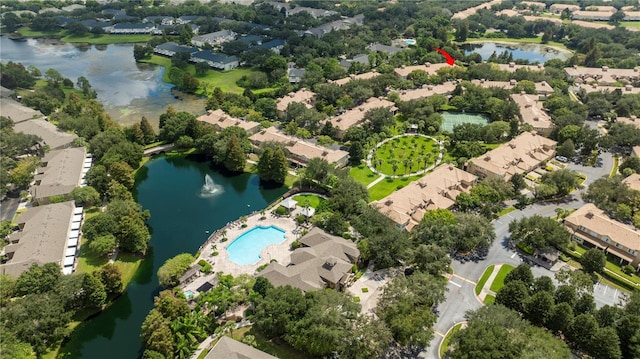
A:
[59,156,287,359]
[440,112,490,132]
[462,41,571,63]
[0,36,206,127]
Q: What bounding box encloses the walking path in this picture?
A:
[365,134,444,180]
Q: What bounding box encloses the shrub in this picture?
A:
[354,296,361,302]
[622,265,635,275]
[256,263,269,272]
[275,206,288,216]
[212,251,219,256]
[396,185,404,190]
[296,215,306,224]
[361,287,369,293]
[342,232,353,240]
[291,241,302,250]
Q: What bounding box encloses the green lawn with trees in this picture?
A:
[371,135,438,176]
[349,164,379,186]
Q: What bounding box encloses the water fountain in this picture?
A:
[201,174,223,197]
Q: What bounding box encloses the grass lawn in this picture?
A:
[76,245,142,287]
[368,175,422,201]
[18,26,62,38]
[439,323,463,358]
[372,135,437,176]
[142,55,266,95]
[474,265,494,295]
[349,164,379,186]
[228,326,307,359]
[498,206,516,217]
[465,35,568,50]
[61,34,152,44]
[484,294,496,305]
[611,155,619,177]
[620,21,640,30]
[489,264,515,293]
[292,194,325,209]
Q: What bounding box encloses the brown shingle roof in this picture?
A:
[197,109,260,134]
[260,227,359,291]
[276,88,316,112]
[332,71,381,86]
[468,132,556,180]
[511,93,554,135]
[623,173,640,192]
[396,82,457,102]
[1,201,75,277]
[205,336,277,359]
[565,203,640,252]
[14,119,77,149]
[330,97,396,132]
[372,164,477,230]
[394,62,453,78]
[249,127,348,165]
[30,147,86,201]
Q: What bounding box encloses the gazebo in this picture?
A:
[281,197,298,210]
[300,206,316,218]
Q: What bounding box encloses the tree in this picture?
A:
[157,253,195,288]
[450,305,571,359]
[89,234,117,257]
[98,263,123,297]
[194,61,209,77]
[364,107,394,133]
[141,309,174,358]
[547,302,574,334]
[376,271,447,347]
[223,134,246,172]
[2,293,71,356]
[257,144,288,185]
[10,157,40,188]
[540,169,580,196]
[82,272,107,309]
[509,215,570,251]
[253,285,307,338]
[621,156,640,175]
[495,280,529,313]
[71,186,101,207]
[134,45,152,61]
[580,248,606,273]
[566,313,599,353]
[557,139,576,159]
[504,264,534,287]
[140,117,156,144]
[523,291,555,326]
[15,263,61,296]
[108,161,135,190]
[348,141,365,165]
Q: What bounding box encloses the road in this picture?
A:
[423,150,621,359]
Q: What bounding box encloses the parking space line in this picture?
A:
[613,289,618,302]
[449,281,462,288]
[510,253,517,258]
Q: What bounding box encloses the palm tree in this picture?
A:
[221,229,227,241]
[408,159,414,173]
[260,209,266,220]
[403,159,410,174]
[391,160,399,176]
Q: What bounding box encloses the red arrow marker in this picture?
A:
[435,48,455,66]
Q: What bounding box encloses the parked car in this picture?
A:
[555,155,568,163]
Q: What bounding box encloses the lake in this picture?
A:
[0,36,206,128]
[58,156,287,358]
[462,41,571,63]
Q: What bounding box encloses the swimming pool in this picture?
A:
[184,290,195,300]
[226,225,286,265]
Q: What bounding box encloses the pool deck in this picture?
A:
[182,202,309,293]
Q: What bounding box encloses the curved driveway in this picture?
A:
[423,150,618,359]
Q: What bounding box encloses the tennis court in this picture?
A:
[440,112,490,132]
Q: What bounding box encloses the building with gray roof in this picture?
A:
[260,227,359,291]
[30,147,86,205]
[14,119,77,150]
[204,336,277,359]
[191,51,239,71]
[0,98,43,123]
[154,42,198,57]
[0,201,75,277]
